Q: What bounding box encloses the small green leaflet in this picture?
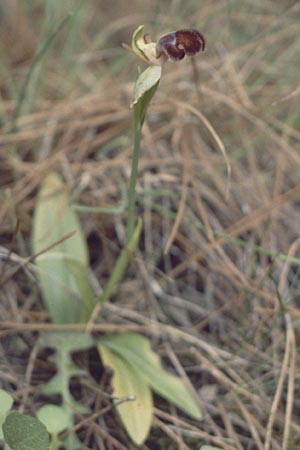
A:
[0,390,13,440]
[2,412,49,450]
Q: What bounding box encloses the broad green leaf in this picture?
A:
[98,343,153,445]
[37,405,69,435]
[32,172,95,323]
[64,258,96,321]
[2,412,49,450]
[98,333,202,420]
[32,172,87,263]
[0,390,13,440]
[33,255,95,323]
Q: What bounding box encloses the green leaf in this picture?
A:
[39,331,94,354]
[132,64,161,105]
[38,332,92,449]
[2,412,49,450]
[64,258,96,321]
[34,255,95,323]
[32,172,96,323]
[36,405,69,436]
[40,332,92,415]
[32,172,88,263]
[199,447,223,450]
[132,65,161,127]
[98,343,153,445]
[36,404,77,450]
[98,333,202,420]
[0,390,13,440]
[0,390,13,417]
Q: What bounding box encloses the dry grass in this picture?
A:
[1,1,300,449]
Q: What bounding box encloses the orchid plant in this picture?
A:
[24,25,207,449]
[101,25,206,303]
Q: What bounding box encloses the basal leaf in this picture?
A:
[97,343,153,445]
[2,412,49,450]
[32,172,95,324]
[33,255,92,323]
[32,172,87,263]
[98,333,202,420]
[64,258,96,321]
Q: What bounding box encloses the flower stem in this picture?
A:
[125,122,142,243]
[99,217,142,304]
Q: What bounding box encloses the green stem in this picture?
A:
[96,125,143,306]
[96,65,160,305]
[99,217,143,304]
[125,122,142,243]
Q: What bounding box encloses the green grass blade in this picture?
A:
[10,14,71,131]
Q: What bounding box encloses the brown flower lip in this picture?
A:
[156,29,206,61]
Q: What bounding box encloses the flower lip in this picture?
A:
[156,29,206,61]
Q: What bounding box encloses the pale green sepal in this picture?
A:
[131,25,147,60]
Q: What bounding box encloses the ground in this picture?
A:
[0,1,300,449]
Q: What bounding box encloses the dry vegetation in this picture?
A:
[1,1,300,449]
